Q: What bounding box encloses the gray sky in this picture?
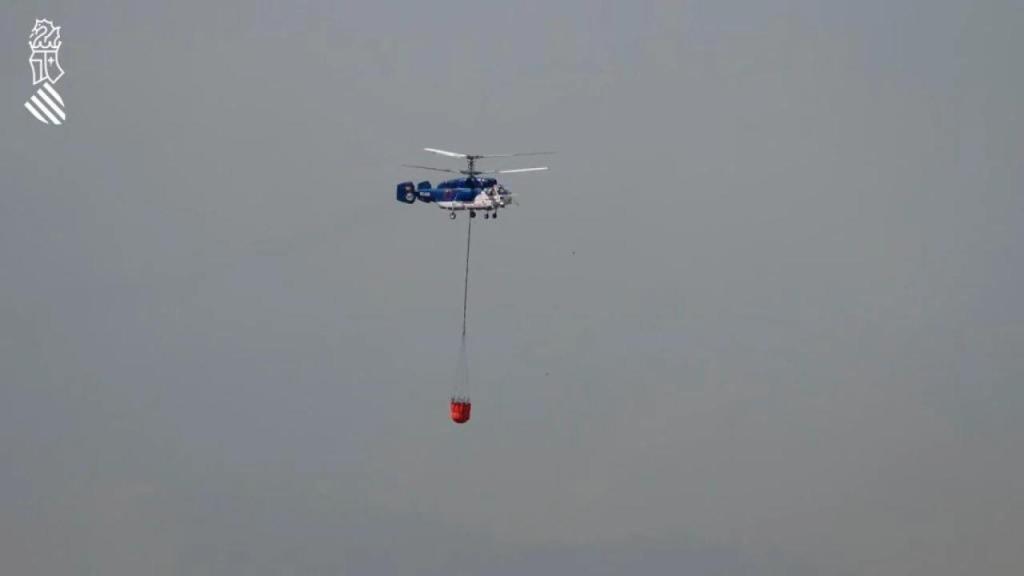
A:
[2,1,1022,574]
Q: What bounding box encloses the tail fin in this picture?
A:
[397,181,433,204]
[396,182,417,204]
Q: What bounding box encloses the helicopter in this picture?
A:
[396,148,551,219]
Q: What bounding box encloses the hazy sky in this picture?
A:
[2,1,1022,574]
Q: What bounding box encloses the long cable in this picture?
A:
[461,216,472,341]
[452,216,473,403]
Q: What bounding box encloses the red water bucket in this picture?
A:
[450,397,471,424]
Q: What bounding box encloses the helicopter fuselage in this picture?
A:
[396,178,512,217]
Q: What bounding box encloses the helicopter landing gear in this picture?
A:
[470,211,477,219]
[449,211,456,220]
[484,213,490,220]
[492,211,498,220]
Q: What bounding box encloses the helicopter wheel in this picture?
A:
[470,211,477,219]
[449,212,456,220]
[484,213,489,220]
[492,211,498,220]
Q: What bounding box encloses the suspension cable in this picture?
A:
[461,216,472,342]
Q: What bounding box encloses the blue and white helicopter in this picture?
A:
[396,148,550,219]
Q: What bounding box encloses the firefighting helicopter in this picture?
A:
[396,148,551,219]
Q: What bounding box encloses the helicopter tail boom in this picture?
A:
[396,181,435,204]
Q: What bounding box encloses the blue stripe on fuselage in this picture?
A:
[424,188,479,203]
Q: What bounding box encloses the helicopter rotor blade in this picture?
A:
[423,148,468,159]
[403,164,459,174]
[424,148,554,160]
[475,152,554,158]
[476,167,549,174]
